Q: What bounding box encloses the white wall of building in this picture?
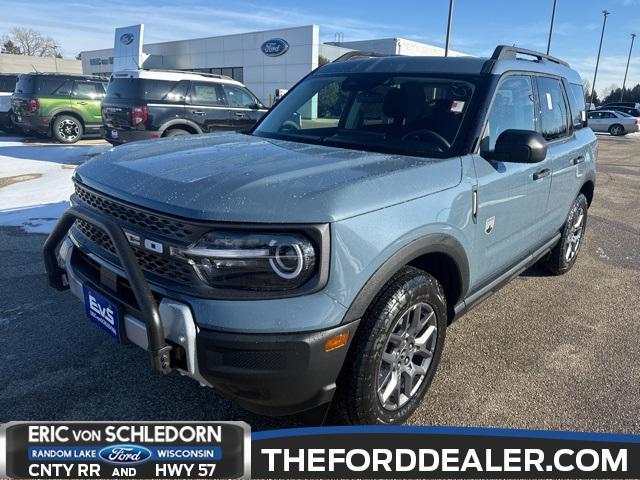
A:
[327,38,467,57]
[0,54,82,74]
[82,25,320,105]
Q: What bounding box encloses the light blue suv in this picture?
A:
[44,46,596,424]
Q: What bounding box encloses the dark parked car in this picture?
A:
[596,103,640,117]
[11,73,107,143]
[101,70,268,145]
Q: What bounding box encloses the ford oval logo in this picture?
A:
[98,444,152,465]
[120,33,134,45]
[261,38,289,57]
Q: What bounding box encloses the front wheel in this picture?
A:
[330,266,447,424]
[544,193,588,275]
[52,115,83,143]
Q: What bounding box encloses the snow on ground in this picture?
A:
[0,135,110,233]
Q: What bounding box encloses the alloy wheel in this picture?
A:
[58,119,80,141]
[377,302,438,411]
[565,206,585,262]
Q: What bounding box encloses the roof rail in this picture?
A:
[332,51,398,63]
[142,68,235,81]
[491,45,570,67]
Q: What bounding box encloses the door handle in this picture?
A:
[533,168,551,180]
[234,112,247,117]
[572,156,585,165]
[191,110,205,115]
[76,101,88,105]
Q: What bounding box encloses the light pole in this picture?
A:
[620,33,636,101]
[547,0,557,55]
[445,0,454,57]
[590,10,610,107]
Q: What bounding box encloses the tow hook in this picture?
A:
[149,345,174,374]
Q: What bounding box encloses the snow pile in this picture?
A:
[0,136,109,233]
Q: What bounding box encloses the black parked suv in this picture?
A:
[101,70,268,145]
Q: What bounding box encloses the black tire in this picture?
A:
[543,193,588,275]
[52,115,83,143]
[608,124,624,136]
[164,128,190,137]
[330,266,447,425]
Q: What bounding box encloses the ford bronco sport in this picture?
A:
[12,72,107,143]
[44,46,596,424]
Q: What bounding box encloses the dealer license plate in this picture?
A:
[83,285,122,342]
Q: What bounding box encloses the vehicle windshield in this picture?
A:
[617,111,633,117]
[253,73,476,157]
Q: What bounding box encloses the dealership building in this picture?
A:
[81,25,465,105]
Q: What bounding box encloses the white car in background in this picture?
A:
[0,74,18,132]
[588,109,640,136]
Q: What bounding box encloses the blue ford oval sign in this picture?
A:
[261,38,289,57]
[120,33,134,45]
[98,444,152,465]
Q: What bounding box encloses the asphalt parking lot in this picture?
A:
[0,134,638,432]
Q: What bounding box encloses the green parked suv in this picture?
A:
[12,73,107,143]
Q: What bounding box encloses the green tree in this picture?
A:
[1,39,21,54]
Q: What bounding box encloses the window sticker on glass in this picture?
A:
[450,100,465,113]
[546,92,553,110]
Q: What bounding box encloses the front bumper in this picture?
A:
[45,207,358,416]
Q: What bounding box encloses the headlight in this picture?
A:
[178,231,317,292]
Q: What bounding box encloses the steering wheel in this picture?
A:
[279,120,301,132]
[401,129,451,151]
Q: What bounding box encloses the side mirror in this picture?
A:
[486,129,547,163]
[581,110,588,128]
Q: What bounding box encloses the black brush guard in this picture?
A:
[43,205,173,374]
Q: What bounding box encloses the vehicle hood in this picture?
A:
[76,132,462,223]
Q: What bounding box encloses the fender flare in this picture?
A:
[49,109,86,127]
[158,119,203,136]
[342,233,470,323]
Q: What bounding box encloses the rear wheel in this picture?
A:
[164,128,190,137]
[330,266,447,424]
[52,115,83,143]
[609,124,624,136]
[544,193,588,275]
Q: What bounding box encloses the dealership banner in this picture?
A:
[0,422,249,479]
[2,423,640,479]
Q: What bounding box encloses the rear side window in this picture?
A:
[565,82,586,129]
[106,78,178,101]
[535,77,569,141]
[189,82,224,105]
[0,75,17,93]
[37,77,73,96]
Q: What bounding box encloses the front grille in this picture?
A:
[74,183,195,240]
[74,219,195,285]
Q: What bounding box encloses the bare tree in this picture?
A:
[1,27,61,57]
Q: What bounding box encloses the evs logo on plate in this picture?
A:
[261,38,289,57]
[98,445,152,465]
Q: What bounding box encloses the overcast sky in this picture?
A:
[2,0,640,96]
